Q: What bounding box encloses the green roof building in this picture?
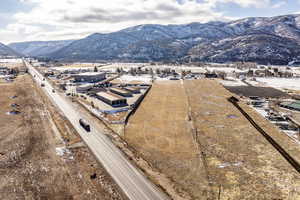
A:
[280,101,300,112]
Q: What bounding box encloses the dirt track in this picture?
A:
[0,75,126,200]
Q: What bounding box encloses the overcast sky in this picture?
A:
[0,0,298,44]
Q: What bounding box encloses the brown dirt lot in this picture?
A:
[0,75,126,200]
[125,79,300,200]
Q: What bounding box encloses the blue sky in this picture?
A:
[0,0,299,44]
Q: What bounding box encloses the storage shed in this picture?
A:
[96,92,127,107]
[110,88,132,97]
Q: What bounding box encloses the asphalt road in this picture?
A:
[24,61,170,200]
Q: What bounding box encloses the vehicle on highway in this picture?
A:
[24,60,169,200]
[41,83,45,87]
[79,119,91,132]
[52,89,55,93]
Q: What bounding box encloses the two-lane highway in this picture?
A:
[24,60,169,200]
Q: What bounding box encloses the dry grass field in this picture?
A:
[0,75,126,200]
[184,79,300,199]
[0,62,24,69]
[125,79,300,200]
[125,81,209,199]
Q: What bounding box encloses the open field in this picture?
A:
[0,62,24,68]
[256,77,300,91]
[125,81,204,199]
[125,79,300,199]
[0,75,126,200]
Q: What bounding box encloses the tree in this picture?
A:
[155,68,160,75]
[181,70,186,79]
[94,66,98,72]
[129,68,136,76]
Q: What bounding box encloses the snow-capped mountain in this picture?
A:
[0,42,22,58]
[9,40,74,57]
[188,34,300,65]
[8,14,300,64]
[48,22,235,62]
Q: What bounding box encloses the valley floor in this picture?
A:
[0,75,126,200]
[125,79,300,200]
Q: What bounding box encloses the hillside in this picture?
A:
[9,14,300,64]
[9,40,74,57]
[0,42,21,58]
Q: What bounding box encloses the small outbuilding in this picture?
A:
[123,87,141,94]
[76,84,93,93]
[110,88,132,97]
[96,92,127,107]
[280,101,300,112]
[73,72,106,83]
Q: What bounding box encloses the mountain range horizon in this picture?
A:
[2,14,300,65]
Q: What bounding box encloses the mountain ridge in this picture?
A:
[9,40,74,57]
[0,42,22,58]
[8,14,300,64]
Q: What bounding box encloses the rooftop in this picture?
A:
[110,79,123,84]
[77,83,93,88]
[124,87,140,91]
[75,72,105,76]
[128,80,149,85]
[280,100,300,110]
[96,92,125,101]
[110,88,131,94]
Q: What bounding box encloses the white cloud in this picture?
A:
[205,0,271,8]
[271,1,287,8]
[0,0,231,43]
[1,0,274,43]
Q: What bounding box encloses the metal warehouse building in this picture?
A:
[73,72,106,83]
[280,101,300,112]
[123,87,141,94]
[76,84,93,93]
[110,88,132,97]
[96,92,127,107]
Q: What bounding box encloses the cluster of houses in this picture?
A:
[0,66,17,81]
[0,67,8,75]
[248,96,300,133]
[232,66,300,79]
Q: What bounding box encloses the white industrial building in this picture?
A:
[73,72,106,83]
[76,84,94,93]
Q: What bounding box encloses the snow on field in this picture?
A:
[256,77,300,90]
[101,63,144,70]
[150,65,207,73]
[218,77,247,87]
[119,75,152,83]
[206,67,246,73]
[292,68,300,76]
[0,58,22,63]
[55,147,71,156]
[52,66,94,71]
